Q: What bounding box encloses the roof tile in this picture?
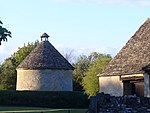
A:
[17,41,74,70]
[100,18,150,76]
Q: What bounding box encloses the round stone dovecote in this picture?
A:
[16,33,74,91]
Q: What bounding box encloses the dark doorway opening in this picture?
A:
[122,76,144,97]
[123,81,135,95]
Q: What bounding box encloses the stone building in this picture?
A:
[98,18,150,97]
[16,33,74,91]
[142,64,150,97]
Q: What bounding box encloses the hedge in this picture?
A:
[0,91,89,108]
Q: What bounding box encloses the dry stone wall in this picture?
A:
[89,92,150,113]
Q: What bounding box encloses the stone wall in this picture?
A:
[99,76,123,96]
[144,73,150,97]
[16,69,73,91]
[88,92,150,113]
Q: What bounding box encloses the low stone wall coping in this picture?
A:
[89,92,150,113]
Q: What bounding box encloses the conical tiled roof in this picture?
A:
[17,41,74,70]
[100,18,150,76]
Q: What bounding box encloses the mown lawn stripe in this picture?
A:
[0,107,87,113]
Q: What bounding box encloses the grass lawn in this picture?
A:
[47,109,88,113]
[0,107,88,113]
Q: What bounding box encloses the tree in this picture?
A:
[0,41,38,90]
[73,52,111,92]
[82,53,112,96]
[61,49,76,64]
[0,64,1,77]
[13,41,39,66]
[0,20,11,45]
[0,58,16,89]
[73,55,90,91]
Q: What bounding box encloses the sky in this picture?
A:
[0,0,150,63]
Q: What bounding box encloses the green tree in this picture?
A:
[73,52,111,91]
[0,41,38,90]
[0,64,1,77]
[0,64,1,73]
[0,58,16,89]
[82,53,112,96]
[13,41,39,66]
[0,20,11,45]
[73,55,89,91]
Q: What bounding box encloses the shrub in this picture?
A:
[0,91,89,108]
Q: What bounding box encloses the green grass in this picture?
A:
[0,107,88,113]
[45,109,88,113]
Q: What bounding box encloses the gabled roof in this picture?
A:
[100,18,150,76]
[17,41,74,70]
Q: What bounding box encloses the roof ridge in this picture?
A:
[100,18,150,76]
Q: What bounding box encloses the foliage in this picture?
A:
[0,58,16,90]
[0,20,11,45]
[12,41,39,66]
[0,91,89,108]
[1,40,111,94]
[0,42,38,90]
[0,64,2,89]
[73,52,111,93]
[0,64,1,75]
[82,54,112,96]
[73,55,89,91]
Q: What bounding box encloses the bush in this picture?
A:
[0,91,89,108]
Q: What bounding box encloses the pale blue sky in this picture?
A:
[0,0,150,63]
